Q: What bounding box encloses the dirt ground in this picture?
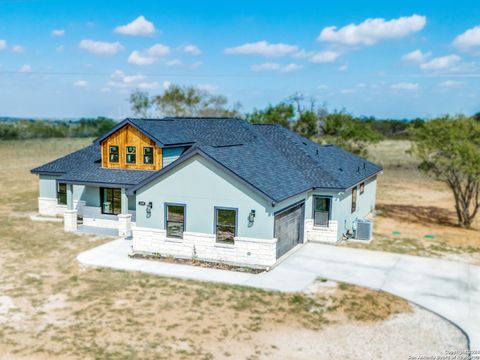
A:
[343,140,480,264]
[0,138,470,359]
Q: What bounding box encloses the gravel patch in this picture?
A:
[224,304,468,360]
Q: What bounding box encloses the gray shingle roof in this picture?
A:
[32,117,382,200]
[31,143,155,187]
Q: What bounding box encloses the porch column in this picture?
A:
[64,183,77,232]
[118,188,132,238]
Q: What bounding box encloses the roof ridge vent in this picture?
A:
[212,143,244,148]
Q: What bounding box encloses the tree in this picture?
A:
[293,111,317,139]
[152,85,240,117]
[410,115,480,228]
[318,111,382,157]
[130,91,152,117]
[246,103,295,128]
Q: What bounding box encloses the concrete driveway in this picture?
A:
[78,240,480,350]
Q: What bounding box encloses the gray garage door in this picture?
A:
[274,202,305,259]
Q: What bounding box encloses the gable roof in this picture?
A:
[32,117,383,200]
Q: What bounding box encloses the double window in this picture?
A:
[313,196,331,227]
[109,146,119,163]
[126,146,136,164]
[165,204,185,239]
[57,183,67,205]
[143,147,154,164]
[101,188,121,215]
[215,208,237,243]
[351,187,357,213]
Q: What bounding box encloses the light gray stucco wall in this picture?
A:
[162,147,186,167]
[332,175,377,237]
[39,174,85,201]
[135,155,274,239]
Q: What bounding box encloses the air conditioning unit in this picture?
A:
[353,219,372,241]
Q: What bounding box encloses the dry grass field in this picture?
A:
[344,140,480,264]
[0,138,470,359]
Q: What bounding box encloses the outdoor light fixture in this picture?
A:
[146,202,153,218]
[248,210,256,223]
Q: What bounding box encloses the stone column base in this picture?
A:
[118,214,132,237]
[64,209,78,232]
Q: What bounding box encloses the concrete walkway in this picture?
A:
[77,239,480,350]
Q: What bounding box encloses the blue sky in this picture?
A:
[1,0,480,119]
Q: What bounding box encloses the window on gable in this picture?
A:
[351,187,357,213]
[313,196,331,227]
[360,182,365,194]
[215,208,237,243]
[166,204,185,239]
[126,146,136,164]
[57,183,67,205]
[109,146,119,163]
[143,147,154,164]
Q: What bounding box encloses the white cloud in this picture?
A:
[166,59,182,66]
[20,64,32,73]
[190,61,203,69]
[73,80,88,87]
[146,43,170,57]
[251,62,281,72]
[225,41,299,57]
[338,64,348,71]
[101,87,111,93]
[340,89,355,94]
[309,50,340,63]
[251,62,302,73]
[280,63,302,73]
[51,29,65,37]
[402,49,431,63]
[318,14,426,45]
[453,26,480,50]
[420,54,461,70]
[391,82,419,90]
[317,84,328,90]
[197,84,218,93]
[128,50,156,65]
[181,44,201,55]
[163,81,171,90]
[12,45,25,54]
[128,44,171,66]
[108,70,146,88]
[138,81,160,90]
[0,40,6,50]
[114,16,155,36]
[79,39,123,55]
[438,80,464,88]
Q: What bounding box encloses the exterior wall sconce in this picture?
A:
[146,202,153,218]
[248,210,256,223]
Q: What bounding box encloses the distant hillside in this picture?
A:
[0,117,118,140]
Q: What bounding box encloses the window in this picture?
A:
[126,146,136,164]
[360,182,365,194]
[351,187,357,213]
[313,196,331,227]
[165,204,185,239]
[109,146,119,163]
[143,147,154,164]
[57,183,67,205]
[215,208,237,243]
[101,188,121,215]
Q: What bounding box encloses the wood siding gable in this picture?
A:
[101,124,163,170]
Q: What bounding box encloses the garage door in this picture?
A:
[274,202,305,258]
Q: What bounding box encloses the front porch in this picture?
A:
[64,183,134,238]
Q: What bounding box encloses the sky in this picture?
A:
[1,0,480,119]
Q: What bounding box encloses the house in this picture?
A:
[31,117,382,268]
